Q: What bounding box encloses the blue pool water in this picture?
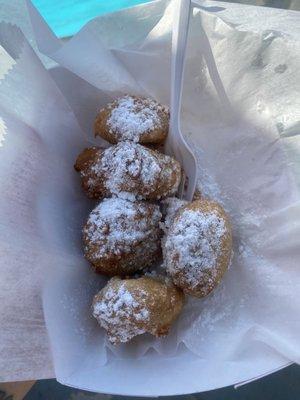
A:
[32,0,150,38]
[32,0,300,38]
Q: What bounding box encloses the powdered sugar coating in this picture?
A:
[83,197,162,275]
[93,281,149,344]
[92,276,184,344]
[164,200,232,297]
[95,95,169,144]
[160,197,188,234]
[167,210,225,285]
[87,142,181,200]
[108,96,167,141]
[100,142,159,198]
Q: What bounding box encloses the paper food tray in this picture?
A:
[0,0,299,395]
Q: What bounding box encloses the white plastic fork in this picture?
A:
[165,0,198,201]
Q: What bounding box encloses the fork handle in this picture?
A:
[170,0,191,129]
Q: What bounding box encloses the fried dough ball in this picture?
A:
[92,276,184,344]
[164,200,232,298]
[74,142,181,200]
[74,146,101,172]
[94,95,169,144]
[83,197,162,276]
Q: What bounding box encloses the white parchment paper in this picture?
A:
[0,0,299,394]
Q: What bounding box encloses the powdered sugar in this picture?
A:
[100,142,161,198]
[84,197,161,259]
[106,95,168,142]
[89,142,180,200]
[160,197,188,233]
[93,282,150,344]
[165,209,226,289]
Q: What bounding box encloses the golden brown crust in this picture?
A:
[164,199,232,298]
[192,188,202,201]
[74,147,106,199]
[94,95,169,145]
[92,276,184,344]
[87,244,162,277]
[83,198,162,276]
[74,146,102,172]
